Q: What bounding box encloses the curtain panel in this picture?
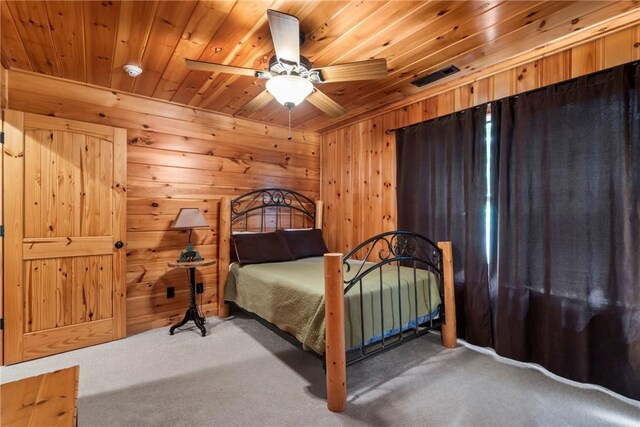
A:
[492,63,640,399]
[396,105,492,347]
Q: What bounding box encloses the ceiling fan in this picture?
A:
[185,9,388,118]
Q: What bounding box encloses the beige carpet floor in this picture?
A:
[1,314,639,426]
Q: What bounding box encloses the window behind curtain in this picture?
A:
[396,105,492,347]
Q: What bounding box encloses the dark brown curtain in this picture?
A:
[492,63,640,399]
[396,105,492,347]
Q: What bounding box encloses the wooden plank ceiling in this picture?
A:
[2,1,639,132]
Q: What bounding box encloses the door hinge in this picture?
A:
[0,318,3,330]
[0,131,4,144]
[0,225,3,237]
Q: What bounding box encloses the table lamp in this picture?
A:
[172,208,210,262]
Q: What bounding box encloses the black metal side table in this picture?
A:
[168,259,215,337]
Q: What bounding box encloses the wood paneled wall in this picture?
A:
[4,70,320,334]
[1,67,6,109]
[1,66,6,364]
[321,24,640,254]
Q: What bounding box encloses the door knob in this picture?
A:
[115,241,124,249]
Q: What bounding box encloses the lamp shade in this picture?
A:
[266,74,313,106]
[172,208,209,229]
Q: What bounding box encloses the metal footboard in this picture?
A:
[340,231,446,366]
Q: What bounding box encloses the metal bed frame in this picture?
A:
[230,188,317,232]
[341,231,446,366]
[217,188,456,412]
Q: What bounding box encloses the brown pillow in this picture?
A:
[231,231,259,261]
[282,229,329,259]
[233,231,295,265]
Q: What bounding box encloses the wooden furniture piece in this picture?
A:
[0,365,79,427]
[168,259,215,337]
[217,188,456,413]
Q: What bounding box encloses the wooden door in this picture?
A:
[3,110,126,363]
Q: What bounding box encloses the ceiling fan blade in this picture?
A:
[185,59,268,78]
[237,90,275,114]
[306,89,347,117]
[267,9,300,66]
[312,58,388,83]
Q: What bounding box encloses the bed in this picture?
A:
[226,257,441,355]
[217,188,456,412]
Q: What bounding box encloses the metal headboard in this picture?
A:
[230,188,316,232]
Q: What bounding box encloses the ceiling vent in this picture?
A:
[411,65,460,87]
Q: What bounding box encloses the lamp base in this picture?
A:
[178,243,203,262]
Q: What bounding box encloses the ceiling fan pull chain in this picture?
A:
[288,107,293,141]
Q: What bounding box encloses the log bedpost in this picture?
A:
[324,253,346,412]
[437,241,457,348]
[217,196,231,318]
[315,200,324,230]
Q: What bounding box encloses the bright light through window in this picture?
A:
[485,110,492,264]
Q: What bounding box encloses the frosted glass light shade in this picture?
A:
[172,208,209,229]
[266,75,313,106]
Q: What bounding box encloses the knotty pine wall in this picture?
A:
[321,24,640,255]
[1,67,6,109]
[1,67,6,364]
[4,70,320,334]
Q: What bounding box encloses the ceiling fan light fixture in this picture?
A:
[266,74,313,107]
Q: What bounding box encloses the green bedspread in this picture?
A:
[225,257,441,354]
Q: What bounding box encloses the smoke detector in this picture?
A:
[123,64,143,77]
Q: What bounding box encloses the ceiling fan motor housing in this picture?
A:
[268,55,323,83]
